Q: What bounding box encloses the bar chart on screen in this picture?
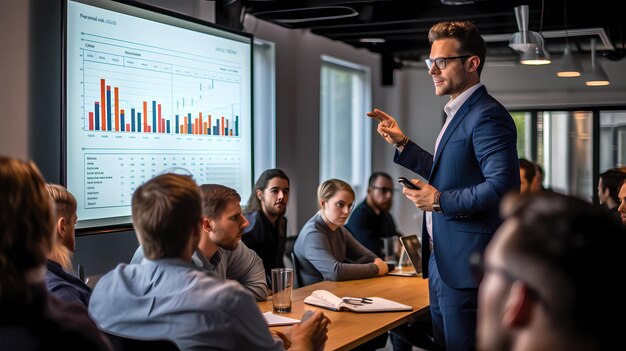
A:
[66,0,253,228]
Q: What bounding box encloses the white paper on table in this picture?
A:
[263,311,301,326]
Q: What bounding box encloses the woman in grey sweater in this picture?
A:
[294,179,389,287]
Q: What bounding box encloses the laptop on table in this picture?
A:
[387,234,422,277]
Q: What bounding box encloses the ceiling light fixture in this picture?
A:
[585,38,610,86]
[556,0,582,77]
[359,38,386,44]
[557,45,582,77]
[509,4,551,65]
[520,36,551,65]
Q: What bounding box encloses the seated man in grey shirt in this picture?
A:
[90,174,330,351]
[131,183,268,301]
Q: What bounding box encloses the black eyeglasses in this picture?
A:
[425,55,471,70]
[370,186,395,194]
[469,252,547,307]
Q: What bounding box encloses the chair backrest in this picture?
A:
[103,330,179,351]
[290,251,301,289]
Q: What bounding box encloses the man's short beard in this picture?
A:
[265,202,286,217]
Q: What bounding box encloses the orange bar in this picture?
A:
[183,117,188,134]
[89,112,94,131]
[208,115,212,135]
[194,118,199,134]
[203,122,207,135]
[100,79,106,130]
[198,112,203,135]
[221,116,225,136]
[157,104,162,133]
[143,101,147,132]
[114,87,119,131]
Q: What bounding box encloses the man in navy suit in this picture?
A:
[368,21,520,350]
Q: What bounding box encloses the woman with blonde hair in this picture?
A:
[44,183,92,307]
[294,179,388,287]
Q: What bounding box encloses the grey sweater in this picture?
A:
[294,212,379,286]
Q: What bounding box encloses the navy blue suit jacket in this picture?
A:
[395,85,520,289]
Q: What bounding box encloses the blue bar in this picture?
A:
[187,113,192,134]
[235,116,239,136]
[95,103,100,130]
[175,115,179,133]
[131,108,136,132]
[166,120,170,133]
[120,112,125,131]
[152,101,157,133]
[137,113,142,132]
[106,88,112,131]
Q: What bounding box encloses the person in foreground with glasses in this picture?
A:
[90,173,330,351]
[367,20,520,350]
[475,192,624,351]
[345,172,402,259]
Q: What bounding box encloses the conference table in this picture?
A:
[257,273,430,351]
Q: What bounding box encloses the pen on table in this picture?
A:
[344,297,373,303]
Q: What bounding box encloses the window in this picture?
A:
[511,112,532,159]
[319,56,371,197]
[252,39,276,179]
[510,109,626,203]
[599,111,626,170]
[537,111,593,201]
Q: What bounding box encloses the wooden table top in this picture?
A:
[258,274,429,351]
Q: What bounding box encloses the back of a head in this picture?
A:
[518,158,536,183]
[0,157,55,300]
[45,183,77,270]
[600,168,626,203]
[132,173,201,260]
[45,183,77,220]
[245,168,289,213]
[504,192,624,348]
[428,20,486,75]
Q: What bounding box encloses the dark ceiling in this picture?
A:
[216,0,626,66]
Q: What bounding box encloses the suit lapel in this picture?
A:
[431,86,487,179]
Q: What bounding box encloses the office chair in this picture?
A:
[290,252,301,288]
[103,330,179,351]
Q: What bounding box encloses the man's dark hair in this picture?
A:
[599,168,626,204]
[503,192,624,349]
[518,158,536,184]
[428,21,486,75]
[368,172,392,188]
[244,168,289,213]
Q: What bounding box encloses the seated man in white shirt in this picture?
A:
[131,183,268,301]
[90,174,329,351]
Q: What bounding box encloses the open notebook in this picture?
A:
[387,235,422,277]
[304,290,412,313]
